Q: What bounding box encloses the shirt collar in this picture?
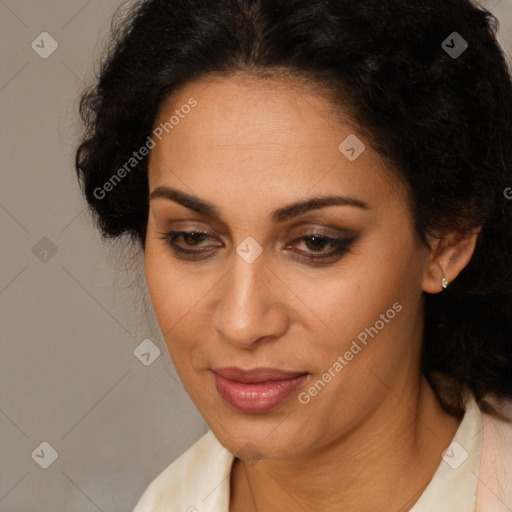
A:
[410,391,483,512]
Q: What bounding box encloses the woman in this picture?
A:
[75,0,512,510]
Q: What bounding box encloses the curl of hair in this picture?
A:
[76,0,512,408]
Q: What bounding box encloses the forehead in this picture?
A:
[147,75,405,212]
[152,74,352,151]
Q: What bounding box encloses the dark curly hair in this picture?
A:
[75,0,512,409]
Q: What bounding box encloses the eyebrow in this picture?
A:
[149,186,369,223]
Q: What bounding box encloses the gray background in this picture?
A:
[1,0,511,510]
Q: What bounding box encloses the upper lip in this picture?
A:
[212,367,307,383]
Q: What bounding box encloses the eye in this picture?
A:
[156,229,222,260]
[286,233,357,263]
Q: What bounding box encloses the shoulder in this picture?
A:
[133,429,234,512]
[476,396,512,512]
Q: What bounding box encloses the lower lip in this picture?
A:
[213,372,308,413]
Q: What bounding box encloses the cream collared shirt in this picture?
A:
[134,394,512,511]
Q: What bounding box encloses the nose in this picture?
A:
[212,252,289,349]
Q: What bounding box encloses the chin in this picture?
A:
[203,403,312,461]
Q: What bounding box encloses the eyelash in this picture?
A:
[155,229,356,264]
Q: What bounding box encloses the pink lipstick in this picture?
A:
[212,367,308,413]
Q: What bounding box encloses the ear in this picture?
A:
[422,227,481,294]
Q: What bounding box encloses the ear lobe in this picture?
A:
[422,227,481,294]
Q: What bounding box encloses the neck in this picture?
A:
[230,376,462,512]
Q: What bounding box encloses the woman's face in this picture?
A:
[144,75,431,460]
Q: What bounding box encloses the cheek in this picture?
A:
[143,245,215,369]
[144,246,189,349]
[144,240,199,325]
[293,244,419,342]
[307,245,425,385]
[144,250,175,327]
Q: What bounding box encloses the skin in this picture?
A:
[144,74,479,511]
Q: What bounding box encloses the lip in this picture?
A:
[212,367,309,413]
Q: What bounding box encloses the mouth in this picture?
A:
[211,367,309,413]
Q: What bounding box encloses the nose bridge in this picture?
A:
[212,252,286,347]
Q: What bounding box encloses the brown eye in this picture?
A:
[156,229,223,260]
[181,231,209,247]
[287,233,358,263]
[303,235,331,252]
